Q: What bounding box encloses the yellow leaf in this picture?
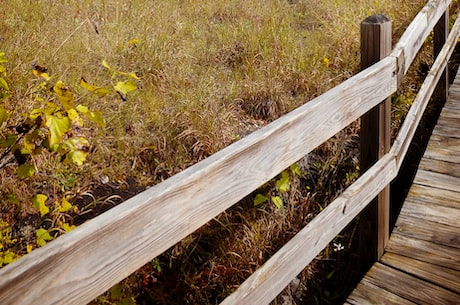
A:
[64,137,90,165]
[76,104,89,113]
[36,228,53,246]
[32,64,51,81]
[102,60,111,70]
[53,81,74,110]
[119,71,140,80]
[27,244,33,253]
[32,194,49,217]
[45,114,71,147]
[128,38,140,45]
[62,223,76,232]
[80,77,110,97]
[114,80,137,96]
[67,108,83,126]
[56,197,73,213]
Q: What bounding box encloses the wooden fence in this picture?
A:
[1,0,459,304]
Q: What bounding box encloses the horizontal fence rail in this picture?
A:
[0,1,457,304]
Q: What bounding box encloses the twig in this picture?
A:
[52,19,89,58]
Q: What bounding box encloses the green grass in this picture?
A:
[0,0,432,303]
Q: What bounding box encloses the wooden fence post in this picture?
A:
[359,14,392,269]
[434,9,449,102]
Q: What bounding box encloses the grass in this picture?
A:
[0,0,438,304]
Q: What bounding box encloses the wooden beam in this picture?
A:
[391,0,452,83]
[0,57,397,305]
[433,9,450,102]
[390,14,460,169]
[359,13,392,264]
[221,154,397,305]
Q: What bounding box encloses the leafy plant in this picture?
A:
[0,55,106,178]
[254,163,302,208]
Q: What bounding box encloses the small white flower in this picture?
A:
[333,242,344,252]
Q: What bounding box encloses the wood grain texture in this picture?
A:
[386,234,460,271]
[399,199,460,228]
[390,0,451,81]
[419,158,460,177]
[360,12,392,263]
[0,56,397,305]
[221,154,397,305]
[390,11,460,168]
[423,135,460,164]
[362,263,459,305]
[406,184,460,208]
[347,278,417,305]
[348,62,460,304]
[413,169,460,192]
[381,252,460,293]
[394,214,460,248]
[0,2,456,305]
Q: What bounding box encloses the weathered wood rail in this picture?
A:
[346,67,460,305]
[0,1,458,304]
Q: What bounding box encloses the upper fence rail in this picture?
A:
[0,1,458,304]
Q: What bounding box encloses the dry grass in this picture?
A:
[0,0,432,304]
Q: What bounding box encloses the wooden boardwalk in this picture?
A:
[346,70,460,304]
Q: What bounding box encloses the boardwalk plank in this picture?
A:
[347,278,416,305]
[399,199,460,228]
[386,234,460,271]
[394,214,460,248]
[432,124,460,138]
[406,184,460,208]
[381,252,460,293]
[419,156,460,175]
[361,263,459,305]
[413,169,460,192]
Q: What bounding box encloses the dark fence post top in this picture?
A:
[363,14,390,24]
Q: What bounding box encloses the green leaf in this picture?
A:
[36,228,53,246]
[110,284,123,300]
[32,194,49,217]
[0,134,16,148]
[17,164,35,179]
[271,196,284,209]
[45,114,71,147]
[276,171,290,192]
[254,193,269,206]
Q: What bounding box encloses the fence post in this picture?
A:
[434,9,449,102]
[358,14,392,269]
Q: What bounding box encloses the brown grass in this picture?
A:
[0,0,435,304]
